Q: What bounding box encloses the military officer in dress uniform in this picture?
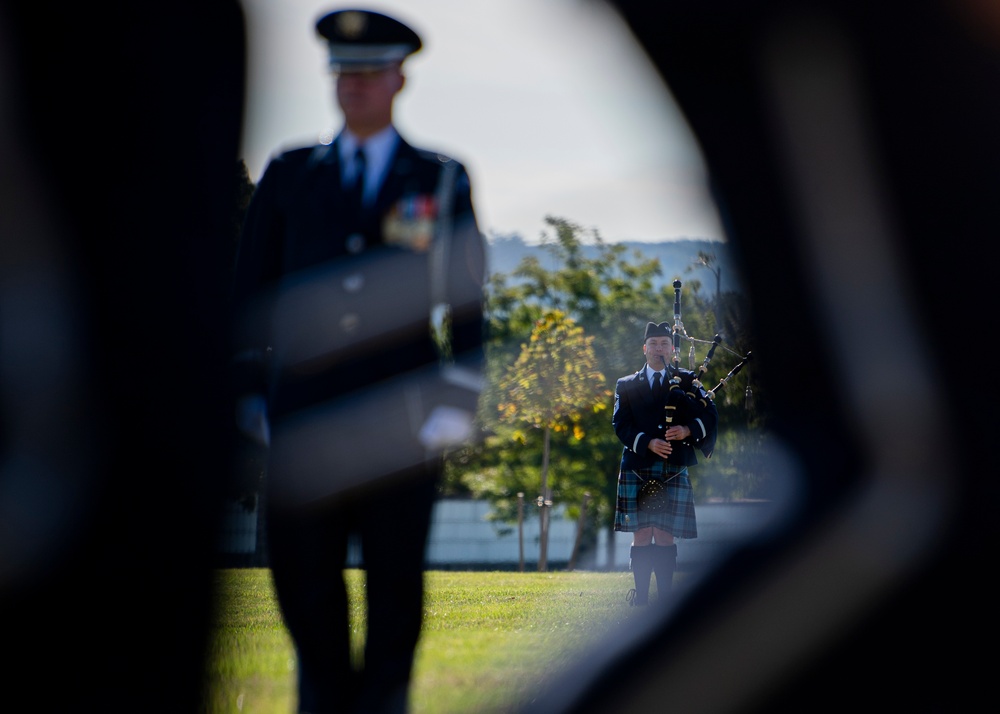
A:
[231,8,486,713]
[612,321,718,607]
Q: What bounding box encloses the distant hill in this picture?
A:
[485,236,743,295]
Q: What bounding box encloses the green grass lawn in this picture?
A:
[202,568,647,713]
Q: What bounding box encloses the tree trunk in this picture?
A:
[568,492,591,570]
[605,525,616,571]
[538,426,551,571]
[517,492,525,572]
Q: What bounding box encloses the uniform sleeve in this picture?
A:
[436,164,487,416]
[232,158,286,308]
[613,379,651,457]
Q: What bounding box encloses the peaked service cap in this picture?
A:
[644,321,672,340]
[315,8,422,73]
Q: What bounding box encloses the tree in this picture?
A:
[452,218,666,555]
[496,310,610,570]
[444,216,766,567]
[688,250,723,334]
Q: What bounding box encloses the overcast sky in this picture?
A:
[239,0,726,244]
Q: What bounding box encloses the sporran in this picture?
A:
[637,475,669,513]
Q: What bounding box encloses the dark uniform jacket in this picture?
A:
[231,133,486,502]
[232,133,486,420]
[613,367,718,470]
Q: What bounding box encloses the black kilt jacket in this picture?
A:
[232,134,486,420]
[612,367,719,470]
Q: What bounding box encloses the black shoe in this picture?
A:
[626,588,647,606]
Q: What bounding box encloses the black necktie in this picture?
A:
[652,371,663,402]
[347,146,366,207]
[344,146,366,230]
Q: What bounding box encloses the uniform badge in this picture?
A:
[383,194,437,252]
[337,11,367,39]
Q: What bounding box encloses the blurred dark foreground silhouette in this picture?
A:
[1,3,245,711]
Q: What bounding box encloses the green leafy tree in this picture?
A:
[445,216,765,567]
[451,218,671,541]
[688,249,724,334]
[496,310,610,571]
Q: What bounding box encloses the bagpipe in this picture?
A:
[638,278,753,510]
[658,279,753,457]
[665,278,752,410]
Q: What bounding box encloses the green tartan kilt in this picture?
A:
[614,461,698,538]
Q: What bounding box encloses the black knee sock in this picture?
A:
[652,544,678,600]
[629,545,655,605]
